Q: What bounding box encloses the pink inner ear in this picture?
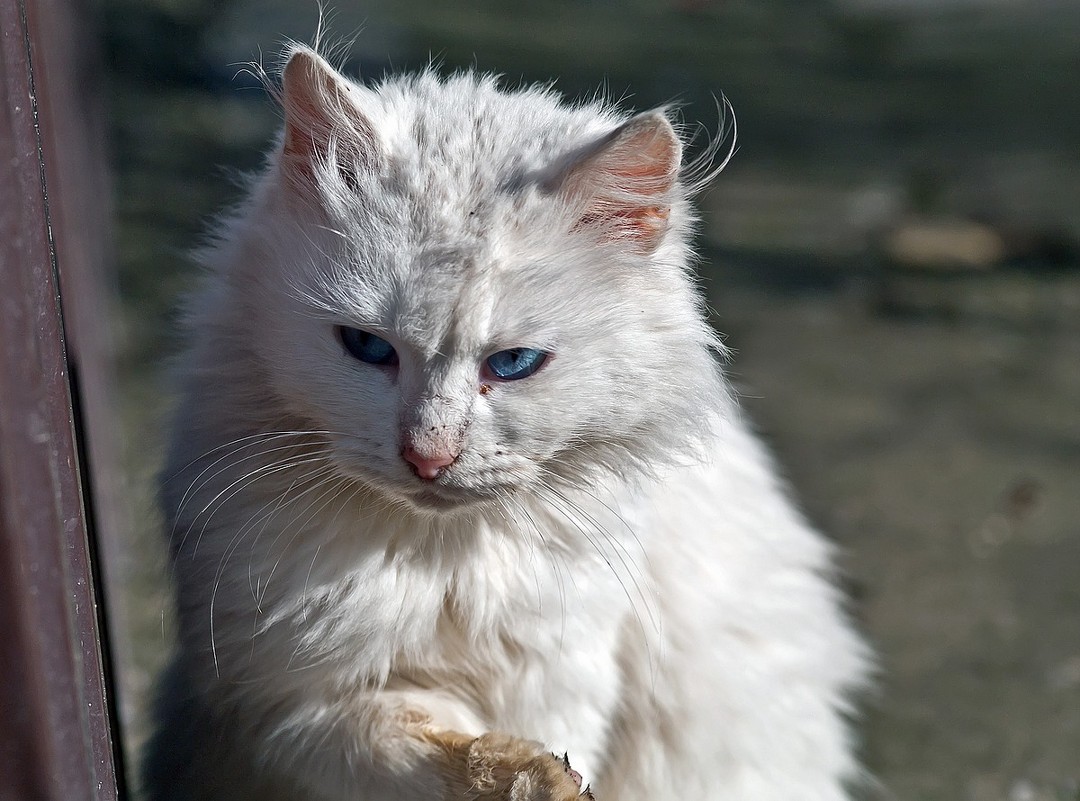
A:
[279,48,375,187]
[578,204,672,241]
[566,113,682,252]
[282,103,325,173]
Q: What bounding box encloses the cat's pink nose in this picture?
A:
[402,445,457,480]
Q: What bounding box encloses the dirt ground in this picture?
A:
[709,270,1080,801]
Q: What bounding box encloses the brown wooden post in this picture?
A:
[0,0,122,797]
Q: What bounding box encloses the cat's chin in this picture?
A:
[349,473,507,516]
[404,488,479,514]
[400,483,508,515]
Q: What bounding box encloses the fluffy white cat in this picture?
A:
[143,45,869,801]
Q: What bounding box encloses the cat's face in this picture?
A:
[218,49,721,515]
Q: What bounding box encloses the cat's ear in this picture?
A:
[546,111,682,253]
[279,46,377,188]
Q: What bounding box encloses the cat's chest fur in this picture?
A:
[255,504,633,661]
[213,479,635,770]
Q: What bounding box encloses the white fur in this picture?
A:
[144,46,869,801]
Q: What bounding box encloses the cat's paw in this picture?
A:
[554,752,585,795]
[464,734,595,801]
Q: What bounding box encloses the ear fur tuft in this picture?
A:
[280,46,376,189]
[547,111,682,253]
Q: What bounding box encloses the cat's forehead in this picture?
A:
[319,180,579,355]
[390,239,560,354]
[372,72,619,191]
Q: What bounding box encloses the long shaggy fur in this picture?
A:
[143,45,869,801]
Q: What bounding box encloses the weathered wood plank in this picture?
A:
[0,0,121,797]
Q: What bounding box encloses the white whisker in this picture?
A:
[182,452,335,559]
[534,478,660,649]
[207,462,338,675]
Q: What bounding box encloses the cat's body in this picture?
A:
[144,46,868,801]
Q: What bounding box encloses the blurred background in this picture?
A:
[98,0,1080,799]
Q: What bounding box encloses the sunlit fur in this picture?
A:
[143,45,870,801]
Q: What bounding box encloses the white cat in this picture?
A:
[143,45,870,801]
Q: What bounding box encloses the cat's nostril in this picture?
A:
[402,444,458,480]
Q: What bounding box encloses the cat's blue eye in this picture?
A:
[484,348,548,381]
[339,327,397,366]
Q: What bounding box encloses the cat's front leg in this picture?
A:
[252,692,595,801]
[416,726,593,801]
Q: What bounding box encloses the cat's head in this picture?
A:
[196,47,727,516]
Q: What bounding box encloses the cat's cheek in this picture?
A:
[266,335,403,469]
[487,399,576,466]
